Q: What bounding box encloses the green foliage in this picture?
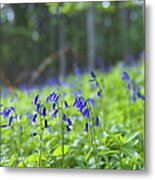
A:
[0,62,145,169]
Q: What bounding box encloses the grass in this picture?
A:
[0,61,145,169]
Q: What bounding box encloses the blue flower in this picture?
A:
[0,124,8,128]
[35,103,40,113]
[33,95,39,105]
[62,114,67,121]
[2,107,14,118]
[122,72,130,81]
[67,118,72,126]
[64,101,69,108]
[66,125,71,132]
[141,95,145,101]
[42,107,46,117]
[30,132,37,136]
[79,102,87,113]
[127,81,133,90]
[82,108,90,119]
[84,122,89,132]
[53,95,60,103]
[97,90,101,97]
[19,115,22,120]
[95,81,99,87]
[88,98,95,106]
[73,97,80,107]
[20,125,23,131]
[8,116,14,126]
[53,109,59,117]
[95,116,99,126]
[32,114,37,123]
[135,86,145,100]
[130,92,136,102]
[44,119,48,128]
[52,103,56,110]
[90,71,96,79]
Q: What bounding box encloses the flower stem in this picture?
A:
[39,114,43,167]
[58,108,64,168]
[89,117,100,169]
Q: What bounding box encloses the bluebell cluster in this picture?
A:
[122,71,145,102]
[0,105,21,129]
[0,70,103,134]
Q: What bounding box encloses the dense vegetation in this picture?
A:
[0,61,145,169]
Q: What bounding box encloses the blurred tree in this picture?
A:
[86,2,96,70]
[59,14,66,80]
[0,1,144,86]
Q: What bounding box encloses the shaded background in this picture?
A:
[0,1,144,87]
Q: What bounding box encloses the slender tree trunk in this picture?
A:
[120,7,130,63]
[59,15,66,80]
[86,3,96,70]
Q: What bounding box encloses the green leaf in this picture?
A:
[53,145,69,156]
[99,149,119,155]
[86,147,93,160]
[25,153,46,163]
[8,155,16,166]
[124,131,139,144]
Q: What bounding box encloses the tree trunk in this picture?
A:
[86,3,96,70]
[59,15,66,80]
[120,7,130,63]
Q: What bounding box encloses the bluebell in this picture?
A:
[66,125,71,132]
[64,101,69,108]
[122,72,130,81]
[67,118,72,126]
[42,107,46,117]
[82,108,90,119]
[95,116,99,126]
[33,95,39,105]
[90,71,96,79]
[0,124,8,128]
[62,114,67,121]
[53,109,59,117]
[8,116,14,126]
[32,114,37,123]
[44,119,48,128]
[85,122,89,132]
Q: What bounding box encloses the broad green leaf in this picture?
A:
[53,145,69,156]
